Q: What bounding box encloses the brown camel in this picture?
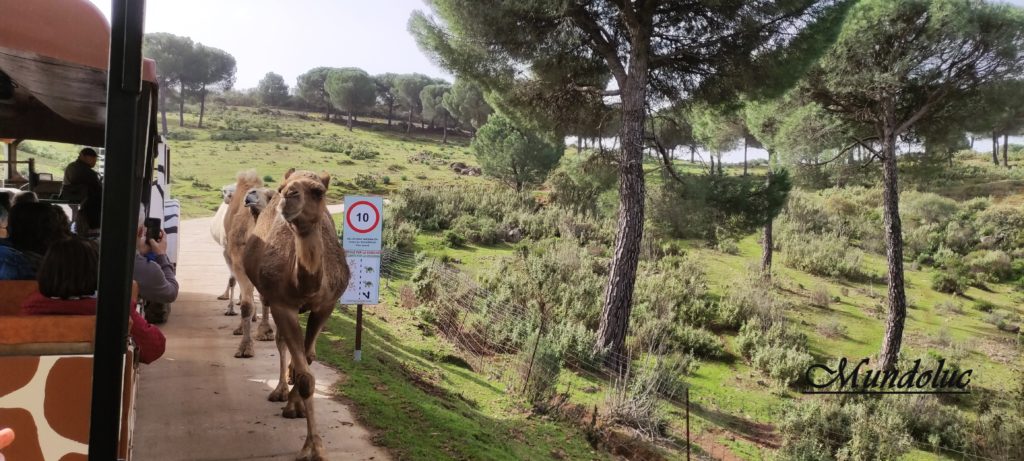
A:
[223,171,277,357]
[242,169,349,461]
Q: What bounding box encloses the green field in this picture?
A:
[11,105,1023,460]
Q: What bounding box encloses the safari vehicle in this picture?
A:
[0,0,168,459]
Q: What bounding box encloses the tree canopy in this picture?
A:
[471,114,563,192]
[257,72,290,107]
[442,79,492,131]
[325,67,377,130]
[297,67,336,120]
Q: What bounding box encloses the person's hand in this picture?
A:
[0,427,14,450]
[148,230,168,256]
[135,227,149,254]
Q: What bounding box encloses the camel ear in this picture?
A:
[283,168,296,181]
[319,171,331,189]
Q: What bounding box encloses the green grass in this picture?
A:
[165,106,483,218]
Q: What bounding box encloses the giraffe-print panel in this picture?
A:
[0,355,91,460]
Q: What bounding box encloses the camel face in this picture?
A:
[277,171,330,225]
[221,184,236,204]
[244,187,277,219]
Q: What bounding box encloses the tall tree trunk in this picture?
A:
[595,52,648,374]
[690,147,695,163]
[743,138,748,176]
[878,127,909,372]
[198,84,207,129]
[442,112,448,144]
[406,110,413,134]
[1003,133,1009,167]
[347,110,353,131]
[717,153,723,175]
[992,131,1000,165]
[709,154,715,174]
[159,92,168,136]
[761,152,773,279]
[179,81,186,127]
[387,101,394,127]
[325,100,331,121]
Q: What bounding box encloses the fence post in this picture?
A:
[522,320,544,396]
[686,386,691,461]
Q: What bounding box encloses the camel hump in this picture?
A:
[235,170,263,189]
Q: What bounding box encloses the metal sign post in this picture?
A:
[341,195,383,362]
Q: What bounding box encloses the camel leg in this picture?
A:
[268,327,291,402]
[223,248,239,316]
[255,300,275,341]
[233,264,256,358]
[303,308,331,364]
[272,305,324,460]
[217,276,235,301]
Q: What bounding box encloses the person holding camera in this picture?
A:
[134,213,178,323]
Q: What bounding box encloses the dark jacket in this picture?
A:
[61,159,101,203]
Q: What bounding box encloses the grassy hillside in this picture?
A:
[13,105,1022,460]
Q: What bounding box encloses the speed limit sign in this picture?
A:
[342,195,383,306]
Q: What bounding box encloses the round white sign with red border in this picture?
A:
[345,200,380,234]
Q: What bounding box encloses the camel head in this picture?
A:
[244,187,277,219]
[277,168,330,227]
[221,184,237,204]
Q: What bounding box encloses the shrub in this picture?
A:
[354,173,377,189]
[450,215,502,245]
[973,300,995,313]
[751,344,813,387]
[964,250,1014,282]
[384,221,418,250]
[811,286,832,308]
[633,256,713,329]
[262,174,274,183]
[779,230,864,279]
[350,147,380,160]
[516,334,563,407]
[381,176,391,185]
[442,229,465,247]
[300,137,347,153]
[605,356,683,439]
[210,130,259,141]
[719,275,781,329]
[164,130,195,140]
[934,300,963,315]
[931,267,968,295]
[778,398,913,461]
[546,155,617,216]
[817,319,848,339]
[671,325,723,359]
[716,238,740,255]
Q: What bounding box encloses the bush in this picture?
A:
[605,356,683,439]
[210,130,260,141]
[934,300,963,315]
[964,250,1014,282]
[719,275,781,329]
[384,221,418,250]
[381,176,391,185]
[164,130,195,140]
[450,215,502,245]
[301,137,348,153]
[442,229,465,247]
[672,325,724,359]
[817,319,848,339]
[262,174,275,183]
[516,334,563,407]
[931,267,968,295]
[716,238,740,255]
[811,286,831,308]
[973,300,995,313]
[778,230,864,279]
[751,344,813,387]
[778,397,913,461]
[354,173,377,189]
[350,147,380,160]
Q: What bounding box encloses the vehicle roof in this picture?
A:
[0,0,158,145]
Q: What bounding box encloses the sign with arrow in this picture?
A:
[341,195,383,305]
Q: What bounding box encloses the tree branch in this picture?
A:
[568,5,628,84]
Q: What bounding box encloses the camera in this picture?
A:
[144,217,162,242]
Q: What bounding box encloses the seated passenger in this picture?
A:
[0,202,70,280]
[21,238,165,364]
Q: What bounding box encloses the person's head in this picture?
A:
[78,147,99,168]
[0,191,12,212]
[9,202,71,254]
[12,191,37,207]
[37,238,98,299]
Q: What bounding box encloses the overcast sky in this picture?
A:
[86,0,1024,161]
[86,0,450,89]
